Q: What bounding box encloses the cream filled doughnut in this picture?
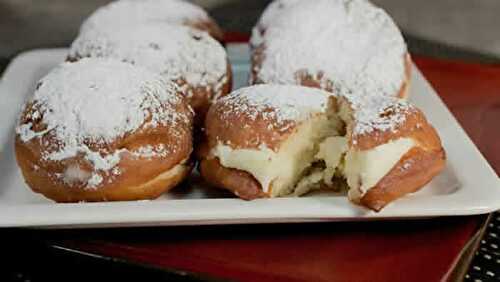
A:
[199,85,445,211]
[250,0,411,99]
[15,58,194,202]
[80,0,224,43]
[69,23,231,121]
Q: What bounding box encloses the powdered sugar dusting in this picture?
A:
[87,174,104,188]
[132,144,170,159]
[251,0,407,98]
[250,0,303,47]
[16,58,190,188]
[70,23,228,98]
[344,91,415,136]
[400,158,414,171]
[80,0,209,34]
[218,84,330,131]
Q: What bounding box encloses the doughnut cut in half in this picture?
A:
[199,84,445,211]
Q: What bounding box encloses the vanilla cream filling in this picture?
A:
[345,137,415,200]
[316,136,348,185]
[212,114,341,196]
[213,130,415,199]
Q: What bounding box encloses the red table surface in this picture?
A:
[50,53,500,281]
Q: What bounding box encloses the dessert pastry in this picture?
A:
[15,58,194,202]
[69,23,231,121]
[250,0,411,98]
[198,85,445,211]
[80,0,224,43]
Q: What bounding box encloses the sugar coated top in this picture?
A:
[344,91,415,136]
[251,0,407,98]
[80,0,209,34]
[70,23,228,94]
[217,84,330,131]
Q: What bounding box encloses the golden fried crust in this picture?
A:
[360,147,446,211]
[15,98,194,202]
[250,44,412,99]
[186,19,225,44]
[15,133,193,202]
[199,157,267,200]
[205,98,300,152]
[16,142,193,202]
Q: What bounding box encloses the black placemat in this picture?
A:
[465,213,500,281]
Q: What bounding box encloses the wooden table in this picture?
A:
[3,53,500,282]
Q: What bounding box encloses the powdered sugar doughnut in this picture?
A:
[15,58,194,202]
[81,0,224,43]
[250,0,411,99]
[69,23,231,121]
[199,84,445,211]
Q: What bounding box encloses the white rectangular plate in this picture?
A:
[0,44,499,228]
